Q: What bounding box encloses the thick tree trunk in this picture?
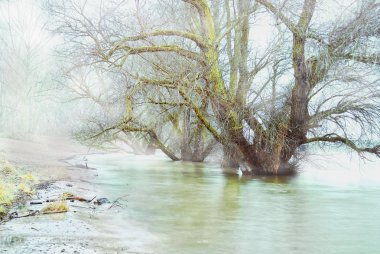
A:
[191,125,205,162]
[221,146,239,168]
[241,149,297,176]
[180,108,193,161]
[242,0,316,176]
[251,156,297,176]
[148,131,180,161]
[230,133,298,176]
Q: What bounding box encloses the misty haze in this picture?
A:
[0,0,379,253]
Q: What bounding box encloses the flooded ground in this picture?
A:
[87,151,380,254]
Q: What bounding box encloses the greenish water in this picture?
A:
[89,153,380,254]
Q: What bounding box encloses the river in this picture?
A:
[87,151,380,254]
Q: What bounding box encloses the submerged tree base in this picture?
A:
[240,162,298,176]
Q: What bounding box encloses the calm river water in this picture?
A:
[88,151,380,254]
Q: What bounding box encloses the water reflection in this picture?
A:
[89,154,380,254]
[259,175,293,184]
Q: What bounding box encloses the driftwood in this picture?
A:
[63,193,97,203]
[41,210,68,215]
[13,210,40,218]
[6,209,68,220]
[88,196,97,203]
[65,196,89,202]
[2,192,128,224]
[30,195,97,205]
[30,200,43,205]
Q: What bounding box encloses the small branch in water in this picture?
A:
[108,195,129,210]
[88,196,97,203]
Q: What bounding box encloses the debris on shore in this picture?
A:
[1,189,127,223]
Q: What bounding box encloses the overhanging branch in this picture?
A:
[120,124,180,161]
[335,53,380,65]
[256,0,298,34]
[178,87,223,143]
[305,134,380,157]
[120,30,207,50]
[108,45,206,66]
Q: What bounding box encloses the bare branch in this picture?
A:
[305,134,380,158]
[119,30,207,50]
[108,45,207,66]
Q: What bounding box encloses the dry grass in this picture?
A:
[17,182,35,195]
[0,182,14,218]
[0,205,6,217]
[0,183,15,206]
[41,201,69,213]
[0,161,19,175]
[0,159,37,220]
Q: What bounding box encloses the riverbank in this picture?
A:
[0,136,156,253]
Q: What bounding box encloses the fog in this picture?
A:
[0,0,379,160]
[0,0,379,253]
[0,0,103,138]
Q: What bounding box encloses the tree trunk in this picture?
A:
[180,108,193,161]
[238,145,297,176]
[221,146,239,168]
[148,131,180,161]
[145,142,156,155]
[191,122,205,162]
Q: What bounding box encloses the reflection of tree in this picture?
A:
[217,176,241,220]
[260,176,293,184]
[123,162,244,252]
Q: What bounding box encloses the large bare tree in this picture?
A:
[47,0,217,162]
[47,0,380,174]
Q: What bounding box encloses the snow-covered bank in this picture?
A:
[0,136,156,253]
